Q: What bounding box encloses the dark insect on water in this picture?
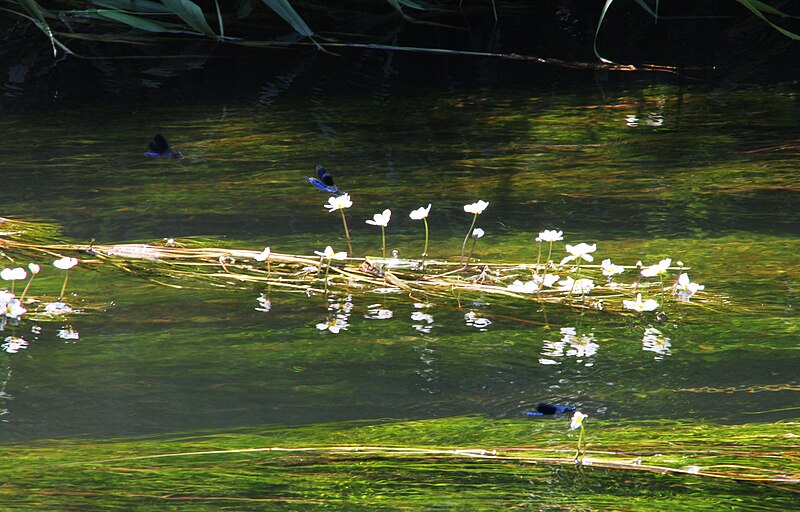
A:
[526,403,576,417]
[145,134,182,158]
[307,165,344,196]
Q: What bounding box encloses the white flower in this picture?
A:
[316,318,349,333]
[508,274,559,294]
[560,243,597,265]
[623,293,659,312]
[570,411,588,430]
[536,230,563,243]
[640,258,672,277]
[2,336,28,353]
[44,301,73,315]
[28,263,40,274]
[508,279,538,294]
[324,193,353,212]
[600,258,625,277]
[472,228,485,238]
[53,257,79,270]
[0,290,13,311]
[314,246,347,260]
[463,200,489,215]
[366,209,391,227]
[558,276,595,294]
[674,273,704,302]
[409,204,431,220]
[1,267,27,281]
[541,274,560,288]
[254,247,271,262]
[4,299,26,319]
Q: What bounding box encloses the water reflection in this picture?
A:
[642,327,671,360]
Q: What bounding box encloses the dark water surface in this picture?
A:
[0,55,798,508]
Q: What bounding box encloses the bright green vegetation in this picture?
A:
[0,416,797,510]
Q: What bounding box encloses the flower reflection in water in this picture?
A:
[541,327,598,367]
[364,304,393,320]
[464,311,491,331]
[642,327,671,359]
[411,310,434,334]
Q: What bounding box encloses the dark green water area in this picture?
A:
[0,47,798,509]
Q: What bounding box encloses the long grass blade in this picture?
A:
[16,0,61,56]
[260,0,313,37]
[91,0,172,13]
[94,10,172,32]
[161,0,218,38]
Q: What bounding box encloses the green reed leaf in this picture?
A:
[260,0,313,37]
[161,0,217,38]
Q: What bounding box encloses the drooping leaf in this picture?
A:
[594,0,617,63]
[738,0,790,17]
[736,0,800,40]
[213,0,224,38]
[15,0,61,56]
[160,0,217,38]
[260,0,313,37]
[632,0,657,18]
